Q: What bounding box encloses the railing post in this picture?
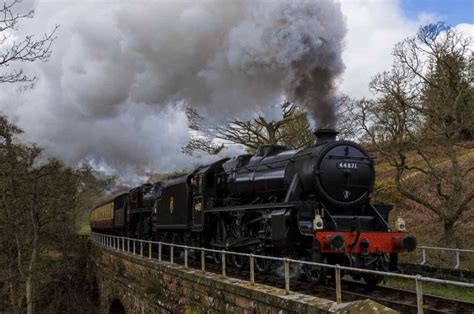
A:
[284,258,290,294]
[201,249,205,272]
[158,243,162,261]
[250,254,255,285]
[184,246,188,268]
[335,264,342,304]
[122,237,125,251]
[149,242,152,259]
[421,248,426,265]
[416,275,423,314]
[133,239,136,255]
[170,245,174,264]
[455,250,460,270]
[140,241,143,257]
[221,251,226,276]
[127,238,130,253]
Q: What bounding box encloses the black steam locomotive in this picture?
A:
[91,129,416,285]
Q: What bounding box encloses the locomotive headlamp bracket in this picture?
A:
[396,217,406,231]
[313,214,324,230]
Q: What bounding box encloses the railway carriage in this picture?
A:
[90,200,114,232]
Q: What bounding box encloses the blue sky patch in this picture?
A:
[401,0,474,26]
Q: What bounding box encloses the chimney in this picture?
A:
[314,128,338,144]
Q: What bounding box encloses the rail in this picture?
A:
[417,245,474,270]
[89,232,474,314]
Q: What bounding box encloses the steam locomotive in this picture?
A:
[90,129,416,285]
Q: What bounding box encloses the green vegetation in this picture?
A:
[382,277,474,302]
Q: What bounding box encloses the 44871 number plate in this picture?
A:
[337,162,358,169]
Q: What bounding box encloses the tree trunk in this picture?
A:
[26,274,34,314]
[26,204,39,314]
[443,220,457,248]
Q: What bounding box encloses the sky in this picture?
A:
[401,0,473,26]
[0,0,472,184]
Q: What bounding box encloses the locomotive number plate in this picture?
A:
[337,162,358,169]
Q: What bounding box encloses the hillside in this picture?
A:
[371,143,474,268]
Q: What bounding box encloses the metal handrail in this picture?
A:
[416,246,474,270]
[90,232,474,314]
[418,246,474,253]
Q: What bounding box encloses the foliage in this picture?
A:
[0,116,99,313]
[356,23,473,247]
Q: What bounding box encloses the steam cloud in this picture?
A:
[0,0,346,181]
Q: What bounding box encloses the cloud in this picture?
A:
[338,0,441,98]
[0,0,346,183]
[0,0,471,185]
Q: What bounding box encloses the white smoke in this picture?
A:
[0,0,346,182]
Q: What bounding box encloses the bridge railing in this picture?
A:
[90,232,474,314]
[412,246,474,270]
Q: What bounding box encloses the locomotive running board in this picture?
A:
[204,202,295,213]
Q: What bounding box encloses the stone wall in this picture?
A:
[92,245,396,313]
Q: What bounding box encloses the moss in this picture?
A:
[184,304,205,314]
[145,275,166,299]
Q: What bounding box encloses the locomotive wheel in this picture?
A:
[228,254,246,269]
[211,215,226,265]
[363,258,385,287]
[255,256,272,273]
[212,249,222,265]
[303,254,327,285]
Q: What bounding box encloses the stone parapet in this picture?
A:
[93,244,396,313]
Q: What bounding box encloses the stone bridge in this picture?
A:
[90,243,395,313]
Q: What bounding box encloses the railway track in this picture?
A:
[148,249,474,314]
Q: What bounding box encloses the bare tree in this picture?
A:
[184,97,360,155]
[0,116,99,313]
[184,102,316,154]
[0,0,57,84]
[357,23,473,247]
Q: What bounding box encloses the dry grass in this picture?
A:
[372,144,474,270]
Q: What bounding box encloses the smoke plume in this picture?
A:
[0,0,346,181]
